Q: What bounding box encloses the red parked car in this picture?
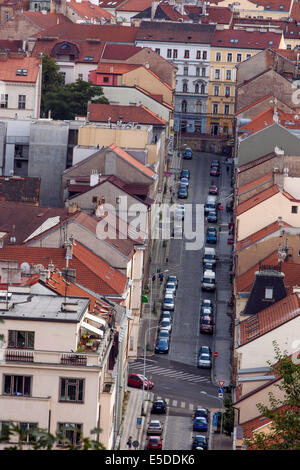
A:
[127,373,154,390]
[210,167,220,177]
[200,315,214,335]
[209,185,219,195]
[147,436,163,450]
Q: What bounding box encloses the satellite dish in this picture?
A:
[20,262,31,274]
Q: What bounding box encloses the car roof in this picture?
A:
[149,420,161,425]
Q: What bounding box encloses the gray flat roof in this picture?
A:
[0,294,89,323]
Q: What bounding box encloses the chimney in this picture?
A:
[151,1,159,19]
[62,267,76,283]
[40,270,50,282]
[90,169,99,187]
[274,146,284,156]
[67,202,80,214]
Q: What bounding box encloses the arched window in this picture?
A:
[181,100,187,113]
[195,83,199,94]
[200,83,205,94]
[183,82,188,93]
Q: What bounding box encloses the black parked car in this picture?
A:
[151,399,167,414]
[192,435,208,450]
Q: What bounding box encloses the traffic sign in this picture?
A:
[213,352,219,358]
[132,440,139,449]
[218,393,223,399]
[218,380,225,387]
[136,417,142,429]
[218,387,224,394]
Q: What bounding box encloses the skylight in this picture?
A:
[16,69,28,76]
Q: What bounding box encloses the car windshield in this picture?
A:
[149,438,159,443]
[164,298,173,303]
[161,321,170,326]
[203,278,214,284]
[200,354,210,360]
[150,422,160,427]
[202,319,212,325]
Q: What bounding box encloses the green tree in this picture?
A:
[41,54,64,117]
[246,341,300,450]
[223,395,234,436]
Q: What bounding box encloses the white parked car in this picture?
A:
[162,293,175,311]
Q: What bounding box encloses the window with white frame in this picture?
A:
[226,70,232,80]
[215,69,220,79]
[0,94,8,108]
[18,95,26,109]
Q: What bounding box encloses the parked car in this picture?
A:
[165,282,176,296]
[151,399,167,414]
[200,306,213,317]
[193,416,208,432]
[206,227,217,244]
[201,299,213,309]
[209,185,218,195]
[174,204,185,220]
[167,275,178,287]
[173,224,183,238]
[160,318,172,333]
[158,329,170,341]
[200,315,214,334]
[183,147,193,159]
[155,338,169,354]
[192,435,208,450]
[202,262,215,272]
[128,373,154,390]
[180,169,190,180]
[147,436,162,449]
[147,420,163,436]
[211,159,220,168]
[198,345,212,357]
[198,350,212,369]
[177,185,188,199]
[210,167,220,177]
[162,293,175,311]
[193,407,209,420]
[207,211,217,223]
[161,311,173,322]
[180,177,189,187]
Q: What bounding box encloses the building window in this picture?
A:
[59,72,66,85]
[8,330,34,349]
[103,76,109,83]
[246,54,251,60]
[57,423,82,448]
[184,50,189,58]
[129,336,134,351]
[224,104,230,115]
[201,67,206,77]
[265,287,273,300]
[195,83,199,94]
[202,51,207,59]
[167,49,172,58]
[181,100,187,113]
[291,205,298,213]
[225,86,230,97]
[0,422,11,440]
[227,53,232,62]
[215,69,220,79]
[196,50,201,59]
[226,70,232,80]
[287,44,292,50]
[3,375,32,396]
[214,86,219,96]
[200,83,205,94]
[183,82,188,92]
[0,94,8,108]
[4,11,9,21]
[173,49,178,58]
[155,48,160,55]
[216,52,221,61]
[18,95,26,109]
[237,53,242,62]
[196,100,202,113]
[20,422,38,443]
[183,67,188,76]
[213,103,219,114]
[78,74,83,80]
[59,378,84,403]
[196,67,200,77]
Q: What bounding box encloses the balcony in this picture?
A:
[60,354,87,366]
[5,350,34,363]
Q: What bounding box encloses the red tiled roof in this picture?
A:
[0,242,127,296]
[239,293,300,345]
[22,11,71,29]
[0,56,40,83]
[236,252,300,292]
[96,62,140,74]
[283,21,300,38]
[89,103,166,125]
[185,5,232,24]
[32,38,105,64]
[272,48,299,61]
[236,185,280,216]
[235,220,291,251]
[0,176,40,205]
[236,94,295,116]
[239,107,300,137]
[254,0,292,11]
[136,21,216,44]
[159,1,189,20]
[33,23,139,43]
[117,0,152,12]
[291,0,300,21]
[68,0,114,20]
[109,143,156,179]
[0,40,23,53]
[211,29,281,49]
[238,172,273,195]
[101,43,142,60]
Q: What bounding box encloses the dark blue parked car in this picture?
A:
[183,147,193,159]
[193,417,208,432]
[206,227,217,244]
[177,184,188,199]
[192,435,208,450]
[207,211,217,223]
[180,169,190,180]
[155,339,169,354]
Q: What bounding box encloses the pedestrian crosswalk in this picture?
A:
[129,360,210,384]
[153,395,203,413]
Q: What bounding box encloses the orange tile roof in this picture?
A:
[291,0,300,21]
[239,107,300,137]
[236,252,300,292]
[0,242,127,296]
[22,11,71,29]
[109,143,156,179]
[32,38,106,64]
[89,103,166,125]
[236,185,280,216]
[235,220,291,251]
[117,0,152,12]
[239,293,300,346]
[68,0,114,19]
[0,56,40,83]
[96,62,141,74]
[238,172,273,195]
[212,29,282,49]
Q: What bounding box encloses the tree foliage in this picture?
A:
[1,423,106,450]
[246,341,300,450]
[41,55,109,120]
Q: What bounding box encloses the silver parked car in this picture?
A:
[163,293,175,311]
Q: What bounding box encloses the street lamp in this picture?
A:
[141,325,159,415]
[200,390,224,449]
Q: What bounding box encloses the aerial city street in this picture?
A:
[0,0,299,453]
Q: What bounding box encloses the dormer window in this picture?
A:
[16,69,27,76]
[265,287,273,300]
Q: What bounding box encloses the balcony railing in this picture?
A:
[5,350,34,362]
[60,354,87,366]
